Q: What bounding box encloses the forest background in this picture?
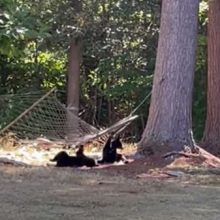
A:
[0,0,208,142]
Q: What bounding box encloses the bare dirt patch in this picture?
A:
[0,142,220,220]
[0,165,220,220]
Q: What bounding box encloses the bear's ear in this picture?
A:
[113,135,120,143]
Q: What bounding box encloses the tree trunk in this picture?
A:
[138,0,199,155]
[67,38,82,115]
[66,38,82,140]
[202,0,220,155]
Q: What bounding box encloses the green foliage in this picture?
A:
[192,0,208,140]
[0,0,208,140]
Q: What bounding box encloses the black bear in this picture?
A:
[50,146,97,168]
[50,151,82,167]
[76,145,97,167]
[98,135,126,164]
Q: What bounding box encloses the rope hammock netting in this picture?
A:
[0,88,139,146]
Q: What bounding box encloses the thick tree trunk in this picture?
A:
[66,39,82,140]
[202,0,220,155]
[67,39,82,115]
[138,0,199,155]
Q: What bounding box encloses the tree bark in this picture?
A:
[67,38,82,115]
[66,38,82,140]
[202,0,220,155]
[138,0,199,155]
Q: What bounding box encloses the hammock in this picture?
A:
[0,88,139,146]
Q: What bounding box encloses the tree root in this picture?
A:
[163,145,220,168]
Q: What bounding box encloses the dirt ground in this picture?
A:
[0,165,220,220]
[0,139,220,220]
